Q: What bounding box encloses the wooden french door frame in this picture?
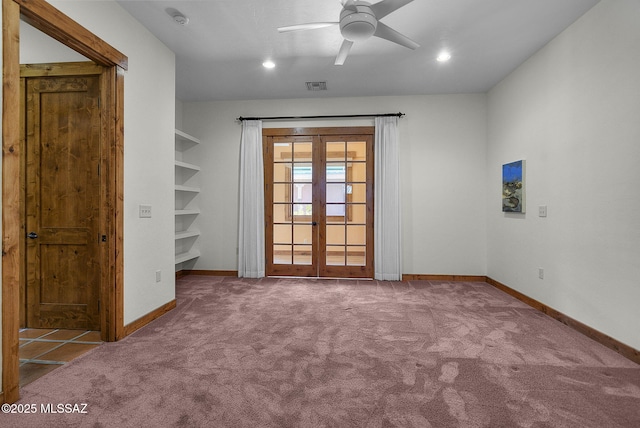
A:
[264,135,322,277]
[318,134,374,278]
[263,127,375,278]
[2,0,127,403]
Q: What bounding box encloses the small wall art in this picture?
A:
[502,160,525,213]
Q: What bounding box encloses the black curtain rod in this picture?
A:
[236,112,404,122]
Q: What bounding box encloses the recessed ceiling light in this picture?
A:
[436,51,452,62]
[262,60,276,69]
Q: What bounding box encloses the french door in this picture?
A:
[264,127,374,278]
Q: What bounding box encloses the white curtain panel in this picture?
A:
[374,116,402,281]
[238,120,265,278]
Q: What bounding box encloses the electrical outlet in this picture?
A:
[139,204,152,218]
[155,270,161,283]
[538,268,544,279]
[538,205,547,217]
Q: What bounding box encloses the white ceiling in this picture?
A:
[116,0,599,101]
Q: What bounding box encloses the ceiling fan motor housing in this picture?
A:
[340,3,377,42]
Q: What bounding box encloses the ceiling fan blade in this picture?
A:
[370,0,415,19]
[373,22,419,50]
[335,39,354,65]
[277,22,338,33]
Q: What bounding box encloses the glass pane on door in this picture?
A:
[274,245,292,265]
[293,245,312,265]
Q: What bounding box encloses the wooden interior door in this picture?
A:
[25,74,101,330]
[264,128,374,278]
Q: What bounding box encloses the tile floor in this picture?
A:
[19,329,102,386]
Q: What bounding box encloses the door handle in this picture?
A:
[27,232,38,239]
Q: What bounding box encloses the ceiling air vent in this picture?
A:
[306,81,327,91]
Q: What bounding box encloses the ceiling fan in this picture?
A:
[278,0,420,65]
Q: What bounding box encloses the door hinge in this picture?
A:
[98,96,101,108]
[98,299,100,312]
[98,162,100,176]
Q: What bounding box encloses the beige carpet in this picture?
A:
[2,276,639,427]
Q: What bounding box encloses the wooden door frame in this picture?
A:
[2,0,128,403]
[263,127,375,278]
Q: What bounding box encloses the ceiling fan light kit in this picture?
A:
[340,5,377,41]
[278,0,419,65]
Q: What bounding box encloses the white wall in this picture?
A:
[182,94,488,276]
[176,98,184,130]
[45,0,177,324]
[487,0,640,349]
[20,20,87,62]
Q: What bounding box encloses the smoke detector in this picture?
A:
[166,8,189,26]
[173,14,189,25]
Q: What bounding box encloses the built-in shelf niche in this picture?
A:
[175,129,201,267]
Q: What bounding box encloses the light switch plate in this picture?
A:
[139,204,152,218]
[538,205,547,217]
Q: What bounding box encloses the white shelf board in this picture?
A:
[175,209,200,216]
[175,160,201,171]
[175,129,201,144]
[175,250,200,264]
[175,184,200,193]
[175,230,200,240]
